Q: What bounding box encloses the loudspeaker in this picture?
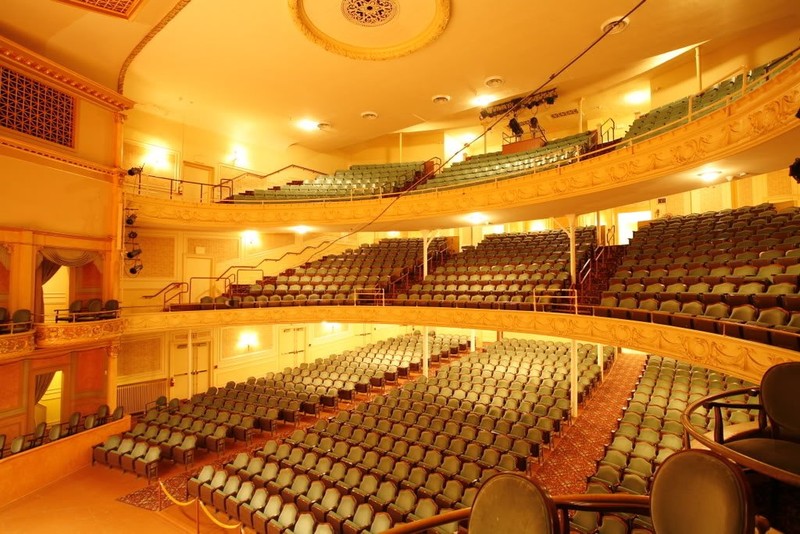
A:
[509,118,524,137]
[790,158,800,184]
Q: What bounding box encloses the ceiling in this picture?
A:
[1,0,799,155]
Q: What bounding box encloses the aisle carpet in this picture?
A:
[533,352,646,495]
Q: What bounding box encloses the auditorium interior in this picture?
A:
[1,1,800,533]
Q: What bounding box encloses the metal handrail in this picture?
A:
[381,493,651,534]
[533,288,578,313]
[216,241,334,283]
[682,388,800,487]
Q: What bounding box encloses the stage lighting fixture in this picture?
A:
[790,158,800,184]
[129,264,143,275]
[530,117,539,129]
[509,118,524,137]
[796,107,800,119]
[545,95,556,105]
[126,248,142,259]
[127,231,138,240]
[125,213,137,225]
[127,166,144,176]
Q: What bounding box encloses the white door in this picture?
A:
[170,339,211,399]
[279,326,306,371]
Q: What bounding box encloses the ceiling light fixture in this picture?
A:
[432,95,451,104]
[698,170,722,183]
[484,76,504,88]
[291,225,311,235]
[466,212,489,225]
[601,16,630,35]
[297,119,320,131]
[317,122,332,131]
[471,95,494,107]
[361,111,379,120]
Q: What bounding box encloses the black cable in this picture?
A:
[290,0,648,264]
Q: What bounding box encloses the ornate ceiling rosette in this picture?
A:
[289,0,451,60]
[341,0,398,26]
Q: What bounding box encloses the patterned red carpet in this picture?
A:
[532,352,646,495]
[117,419,315,511]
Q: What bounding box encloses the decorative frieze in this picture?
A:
[34,319,125,348]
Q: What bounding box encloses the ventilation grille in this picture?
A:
[0,67,75,147]
[550,109,579,119]
[117,379,168,414]
[57,0,142,18]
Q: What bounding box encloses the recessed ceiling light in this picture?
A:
[624,90,649,105]
[484,76,504,88]
[361,111,379,120]
[698,170,722,183]
[471,95,494,107]
[466,212,489,225]
[432,95,451,104]
[297,119,319,131]
[601,16,629,35]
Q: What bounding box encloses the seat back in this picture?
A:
[650,450,754,534]
[760,361,800,439]
[470,473,558,534]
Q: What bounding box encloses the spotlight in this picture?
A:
[545,95,556,105]
[125,213,137,225]
[127,231,138,240]
[127,166,144,176]
[790,158,800,184]
[126,248,142,259]
[530,117,539,129]
[129,264,143,275]
[508,118,524,137]
[796,107,800,119]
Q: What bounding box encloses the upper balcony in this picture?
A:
[124,56,800,232]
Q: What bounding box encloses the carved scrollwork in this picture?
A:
[34,319,125,348]
[0,331,35,361]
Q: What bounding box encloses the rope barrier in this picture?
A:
[158,480,197,507]
[197,500,244,530]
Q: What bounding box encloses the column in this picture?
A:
[597,343,605,381]
[422,325,429,378]
[570,338,579,417]
[106,340,120,411]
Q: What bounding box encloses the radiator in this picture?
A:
[117,379,168,414]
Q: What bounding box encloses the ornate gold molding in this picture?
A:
[288,0,450,61]
[127,60,800,230]
[34,319,125,348]
[0,135,117,178]
[0,331,35,362]
[122,307,798,383]
[117,0,193,93]
[0,36,134,112]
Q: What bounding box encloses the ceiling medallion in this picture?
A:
[289,0,451,61]
[341,0,398,27]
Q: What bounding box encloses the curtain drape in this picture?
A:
[40,248,98,267]
[35,249,100,322]
[34,372,56,403]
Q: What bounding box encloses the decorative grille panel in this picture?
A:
[58,0,141,18]
[0,67,75,147]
